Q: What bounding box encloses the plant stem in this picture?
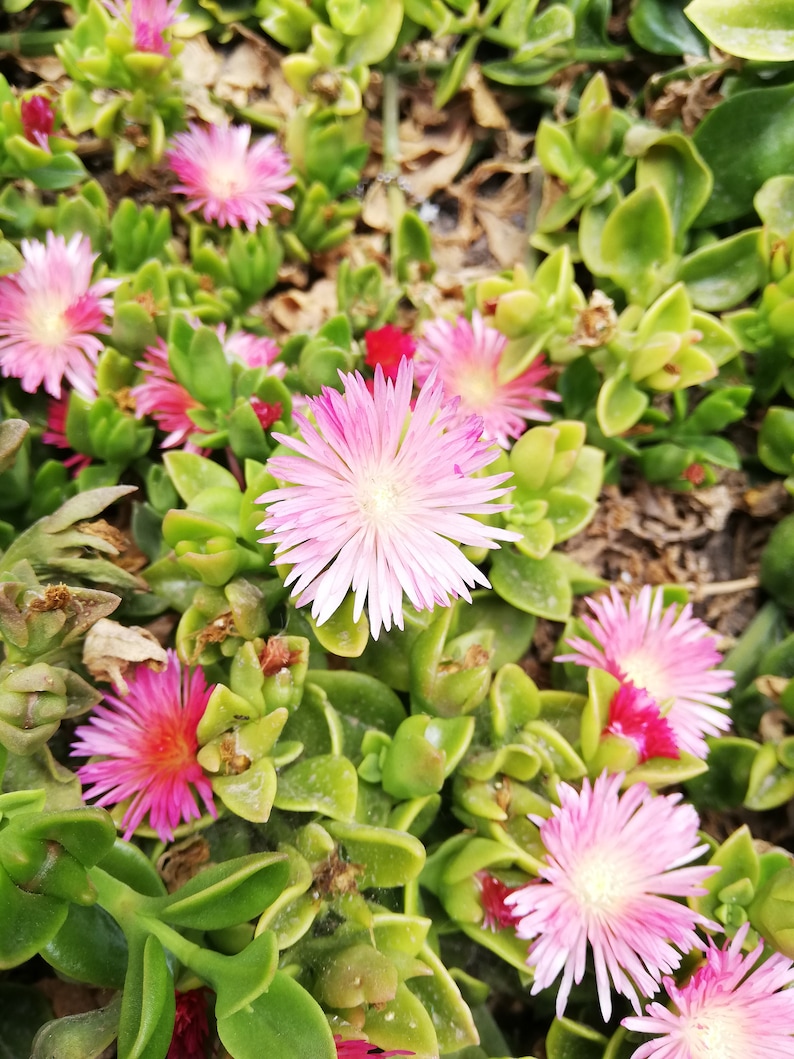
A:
[0,30,69,56]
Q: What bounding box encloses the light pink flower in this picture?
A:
[257,357,519,639]
[414,311,560,448]
[167,123,295,230]
[605,682,679,764]
[104,0,185,56]
[72,650,216,843]
[505,772,715,1022]
[622,923,794,1058]
[557,586,734,759]
[131,339,204,450]
[334,1035,414,1057]
[0,232,117,399]
[218,324,284,374]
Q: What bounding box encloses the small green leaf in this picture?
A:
[489,548,573,621]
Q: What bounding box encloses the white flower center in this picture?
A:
[206,161,245,199]
[455,367,496,410]
[357,476,402,528]
[573,851,623,915]
[621,648,667,701]
[683,1005,747,1058]
[30,308,68,346]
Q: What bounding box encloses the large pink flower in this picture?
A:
[167,123,295,230]
[505,772,715,1022]
[334,1035,414,1057]
[413,311,559,448]
[72,650,216,842]
[131,339,204,450]
[257,357,519,639]
[557,586,734,759]
[0,232,117,399]
[622,923,794,1058]
[104,0,185,56]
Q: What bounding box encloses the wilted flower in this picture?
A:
[20,95,55,149]
[334,1035,414,1057]
[167,989,211,1059]
[505,772,715,1021]
[364,324,416,380]
[604,682,679,764]
[42,394,93,475]
[557,586,734,759]
[477,872,522,931]
[257,358,519,639]
[130,339,204,450]
[0,232,117,399]
[104,0,185,56]
[167,123,295,230]
[72,650,216,842]
[622,923,794,1058]
[414,311,559,448]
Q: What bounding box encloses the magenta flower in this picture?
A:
[72,650,216,842]
[20,95,55,149]
[0,232,117,399]
[104,0,185,56]
[477,872,522,931]
[168,989,211,1059]
[167,123,295,230]
[364,324,416,381]
[334,1035,414,1057]
[414,311,560,448]
[557,586,734,759]
[622,923,794,1058]
[605,682,679,764]
[505,772,715,1022]
[43,394,93,475]
[257,357,519,639]
[131,339,204,450]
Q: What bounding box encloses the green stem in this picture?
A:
[381,66,405,279]
[0,30,69,56]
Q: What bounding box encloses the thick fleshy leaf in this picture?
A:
[273,754,358,820]
[490,549,573,621]
[684,0,794,61]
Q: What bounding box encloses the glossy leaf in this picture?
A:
[685,0,794,61]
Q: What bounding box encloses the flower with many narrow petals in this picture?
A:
[130,339,204,450]
[505,772,715,1022]
[257,357,519,639]
[72,650,217,842]
[221,326,282,371]
[556,586,734,759]
[364,324,416,380]
[20,95,55,149]
[605,682,679,764]
[334,1034,414,1057]
[414,311,560,448]
[167,989,211,1059]
[622,923,794,1059]
[167,123,295,230]
[104,0,185,56]
[0,232,118,399]
[43,394,93,475]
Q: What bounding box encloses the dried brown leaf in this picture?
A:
[83,618,168,694]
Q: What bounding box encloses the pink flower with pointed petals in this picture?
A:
[334,1035,414,1057]
[505,772,716,1022]
[364,324,416,380]
[217,324,284,375]
[104,0,185,56]
[414,311,560,448]
[72,650,216,843]
[0,232,118,399]
[257,357,519,639]
[605,682,679,764]
[20,95,55,149]
[556,586,734,759]
[167,123,295,230]
[622,923,794,1058]
[43,394,93,475]
[131,339,205,450]
[477,872,522,931]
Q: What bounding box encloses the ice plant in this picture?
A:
[622,923,794,1058]
[0,232,117,399]
[334,1035,414,1057]
[167,123,295,230]
[505,772,715,1022]
[20,95,55,149]
[364,324,416,380]
[103,0,185,56]
[42,394,93,475]
[557,586,735,758]
[605,682,679,764]
[257,357,519,639]
[414,311,559,448]
[221,326,282,371]
[167,989,211,1059]
[131,339,204,450]
[477,872,522,931]
[71,650,217,842]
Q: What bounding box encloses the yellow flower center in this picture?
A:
[31,309,68,347]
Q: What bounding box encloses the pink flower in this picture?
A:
[0,232,117,399]
[334,1035,414,1057]
[20,95,55,149]
[364,324,416,380]
[477,872,522,931]
[167,123,295,230]
[131,339,205,450]
[218,324,284,376]
[42,394,93,475]
[104,0,185,56]
[72,650,217,842]
[622,923,794,1058]
[250,398,282,431]
[505,772,715,1021]
[414,311,560,448]
[167,989,211,1059]
[605,682,679,764]
[557,586,734,759]
[257,357,519,639]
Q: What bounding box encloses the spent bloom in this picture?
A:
[72,650,216,842]
[167,123,295,230]
[364,324,416,380]
[414,311,559,448]
[334,1035,414,1057]
[104,0,185,56]
[622,923,794,1059]
[131,339,204,450]
[505,772,715,1022]
[257,357,519,639]
[557,586,734,759]
[477,872,522,931]
[20,95,55,149]
[0,232,117,399]
[605,682,679,765]
[167,989,211,1059]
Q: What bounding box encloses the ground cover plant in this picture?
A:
[1,0,794,1056]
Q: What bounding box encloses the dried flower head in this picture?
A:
[167,988,211,1059]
